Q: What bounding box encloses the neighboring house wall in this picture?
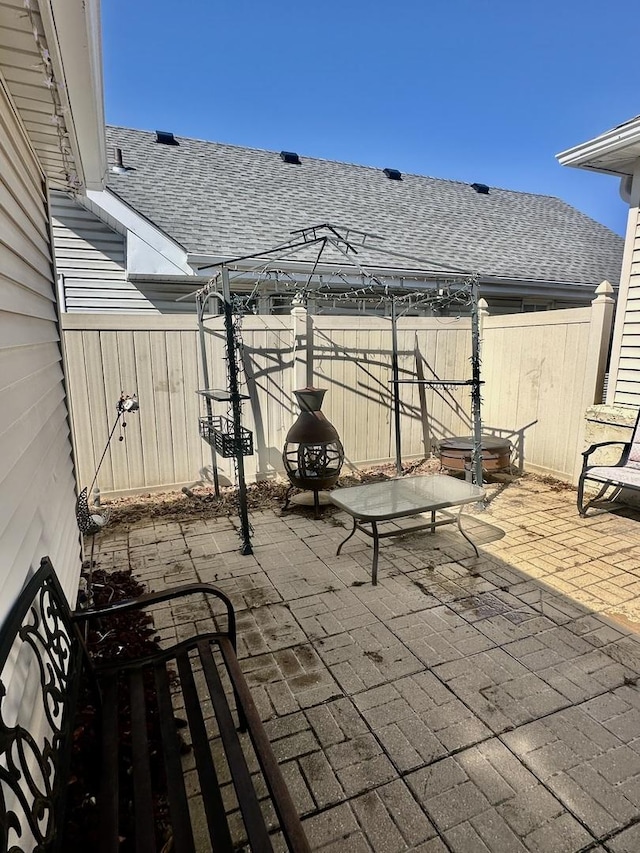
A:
[51,190,199,314]
[51,191,159,313]
[61,292,612,495]
[50,181,620,318]
[0,79,80,623]
[454,296,584,315]
[605,166,640,407]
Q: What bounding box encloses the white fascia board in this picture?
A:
[38,0,107,190]
[188,253,233,266]
[556,117,640,176]
[186,256,597,298]
[186,253,476,281]
[129,273,198,283]
[187,254,598,294]
[86,189,193,276]
[479,280,602,302]
[479,274,606,291]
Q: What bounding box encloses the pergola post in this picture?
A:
[470,279,483,488]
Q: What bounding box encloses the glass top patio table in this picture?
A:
[329,474,485,520]
[329,474,485,584]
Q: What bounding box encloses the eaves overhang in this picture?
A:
[478,275,613,302]
[129,273,196,283]
[188,254,610,288]
[40,0,107,190]
[186,253,477,282]
[479,273,612,291]
[0,0,106,190]
[557,116,640,178]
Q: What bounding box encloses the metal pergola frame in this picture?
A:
[186,223,484,556]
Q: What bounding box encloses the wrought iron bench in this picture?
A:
[578,408,640,516]
[0,557,310,853]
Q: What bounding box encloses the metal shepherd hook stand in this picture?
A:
[194,269,253,556]
[75,393,139,604]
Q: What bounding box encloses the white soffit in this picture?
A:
[0,0,106,190]
[557,116,640,177]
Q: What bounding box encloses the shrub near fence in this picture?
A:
[61,284,613,497]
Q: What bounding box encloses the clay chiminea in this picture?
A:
[282,387,344,518]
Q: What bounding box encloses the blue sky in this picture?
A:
[103,0,639,236]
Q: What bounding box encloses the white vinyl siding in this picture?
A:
[0,78,80,622]
[51,191,159,313]
[613,204,640,407]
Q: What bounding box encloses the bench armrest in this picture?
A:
[73,582,236,647]
[582,440,629,463]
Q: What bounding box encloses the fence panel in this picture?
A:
[482,307,596,480]
[311,316,473,466]
[62,298,610,496]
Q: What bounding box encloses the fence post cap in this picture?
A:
[594,280,614,301]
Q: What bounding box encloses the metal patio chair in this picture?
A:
[577,408,640,516]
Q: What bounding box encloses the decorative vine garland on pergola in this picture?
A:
[183,223,483,556]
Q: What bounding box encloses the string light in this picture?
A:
[191,225,479,320]
[191,225,484,488]
[22,0,82,192]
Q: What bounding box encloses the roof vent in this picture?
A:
[471,182,490,194]
[111,147,135,174]
[156,130,179,146]
[384,168,402,181]
[280,151,301,165]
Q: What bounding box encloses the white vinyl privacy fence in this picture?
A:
[61,284,613,497]
[481,282,613,482]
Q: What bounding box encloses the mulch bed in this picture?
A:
[100,457,448,529]
[97,459,561,533]
[63,569,176,852]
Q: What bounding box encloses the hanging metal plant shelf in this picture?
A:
[197,389,250,402]
[199,415,253,458]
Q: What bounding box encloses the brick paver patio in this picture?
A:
[96,475,640,852]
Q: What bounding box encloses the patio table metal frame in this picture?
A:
[330,474,485,584]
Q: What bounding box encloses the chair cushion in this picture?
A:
[586,466,640,488]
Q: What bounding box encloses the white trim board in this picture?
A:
[85,189,193,276]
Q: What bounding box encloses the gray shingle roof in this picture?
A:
[105,125,623,286]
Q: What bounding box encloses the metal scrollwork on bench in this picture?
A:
[0,565,81,852]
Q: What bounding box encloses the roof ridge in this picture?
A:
[104,124,562,202]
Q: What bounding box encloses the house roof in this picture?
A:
[105,125,623,287]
